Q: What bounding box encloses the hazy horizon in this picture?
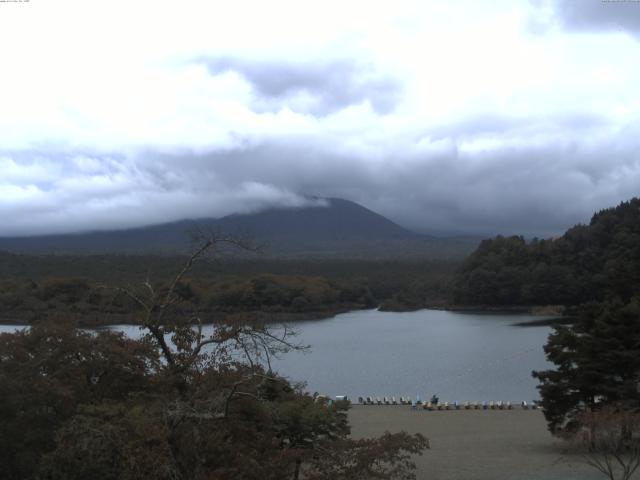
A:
[0,194,612,240]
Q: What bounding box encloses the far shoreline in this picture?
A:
[510,316,574,327]
[0,304,570,327]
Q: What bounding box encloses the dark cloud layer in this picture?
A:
[4,107,638,239]
[548,0,640,33]
[201,57,401,115]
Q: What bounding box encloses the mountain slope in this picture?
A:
[215,198,417,239]
[0,198,479,259]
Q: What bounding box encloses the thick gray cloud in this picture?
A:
[200,57,401,116]
[428,112,610,142]
[545,0,640,33]
[0,150,329,236]
[3,107,637,239]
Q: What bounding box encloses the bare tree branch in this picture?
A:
[571,407,640,480]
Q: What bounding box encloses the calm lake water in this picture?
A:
[0,309,553,403]
[270,309,553,403]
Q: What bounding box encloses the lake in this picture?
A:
[0,309,554,403]
[270,309,553,403]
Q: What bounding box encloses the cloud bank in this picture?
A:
[202,57,402,116]
[544,0,640,33]
[1,0,639,238]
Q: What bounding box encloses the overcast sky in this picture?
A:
[1,0,639,237]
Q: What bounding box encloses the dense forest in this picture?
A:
[0,254,456,325]
[3,197,640,477]
[452,198,640,307]
[456,197,640,446]
[5,197,640,324]
[0,242,429,479]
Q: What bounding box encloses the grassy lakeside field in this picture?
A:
[348,406,602,480]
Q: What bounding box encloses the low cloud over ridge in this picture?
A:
[1,1,640,239]
[3,108,639,238]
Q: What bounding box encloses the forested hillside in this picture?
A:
[0,254,455,325]
[452,198,640,306]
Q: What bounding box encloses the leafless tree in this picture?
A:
[114,230,306,408]
[569,407,640,480]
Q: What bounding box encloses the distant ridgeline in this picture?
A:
[0,197,479,260]
[452,198,640,306]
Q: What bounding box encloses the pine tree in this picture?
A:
[533,298,640,433]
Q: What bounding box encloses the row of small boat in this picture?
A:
[357,397,539,410]
[358,396,412,405]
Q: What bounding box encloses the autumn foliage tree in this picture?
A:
[0,234,428,479]
[0,321,159,480]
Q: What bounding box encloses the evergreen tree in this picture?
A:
[533,298,640,433]
[453,197,640,307]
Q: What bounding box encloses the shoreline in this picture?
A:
[510,316,575,327]
[424,303,566,316]
[0,306,362,327]
[0,303,570,327]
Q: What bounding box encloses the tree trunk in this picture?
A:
[293,457,301,480]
